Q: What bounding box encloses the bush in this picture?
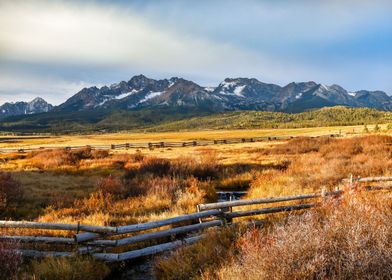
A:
[28,148,110,169]
[0,172,23,210]
[215,193,392,279]
[260,136,333,155]
[0,241,21,280]
[29,149,76,169]
[139,157,172,177]
[91,149,110,159]
[97,176,125,197]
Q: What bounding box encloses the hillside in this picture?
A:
[147,107,392,131]
[1,106,391,133]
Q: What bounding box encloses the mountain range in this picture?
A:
[1,74,391,123]
[0,97,53,119]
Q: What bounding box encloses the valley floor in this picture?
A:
[0,126,392,279]
[0,123,384,150]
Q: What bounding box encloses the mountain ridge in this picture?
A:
[0,97,53,119]
[55,74,392,113]
[1,74,391,126]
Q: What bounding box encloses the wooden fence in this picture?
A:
[1,174,388,262]
[0,134,341,154]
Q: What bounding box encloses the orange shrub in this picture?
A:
[97,176,125,197]
[28,148,111,169]
[260,136,333,155]
[0,172,23,211]
[215,193,392,280]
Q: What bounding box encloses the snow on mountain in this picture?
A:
[48,74,392,114]
[0,97,53,119]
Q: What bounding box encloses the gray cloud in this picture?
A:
[0,0,391,105]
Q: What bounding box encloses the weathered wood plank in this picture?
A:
[226,203,317,219]
[115,220,221,247]
[0,235,75,245]
[74,209,222,242]
[93,235,205,262]
[0,221,117,234]
[343,176,392,183]
[198,191,342,211]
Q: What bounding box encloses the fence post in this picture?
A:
[111,144,115,150]
[196,205,203,224]
[321,188,326,198]
[349,174,354,187]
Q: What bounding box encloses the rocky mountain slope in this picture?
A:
[56,75,392,113]
[2,75,391,122]
[0,97,53,119]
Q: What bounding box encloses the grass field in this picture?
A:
[1,127,392,279]
[0,123,386,150]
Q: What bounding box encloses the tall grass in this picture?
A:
[28,256,110,280]
[214,192,392,280]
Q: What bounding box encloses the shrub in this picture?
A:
[97,176,125,197]
[215,193,392,279]
[260,136,333,155]
[29,149,76,169]
[91,149,110,159]
[28,148,110,169]
[131,150,145,162]
[124,155,220,182]
[0,172,23,210]
[0,241,21,280]
[139,157,172,177]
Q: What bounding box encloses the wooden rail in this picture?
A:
[343,176,392,184]
[2,180,386,262]
[0,134,341,154]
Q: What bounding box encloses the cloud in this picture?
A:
[0,0,391,104]
[0,1,273,76]
[0,0,325,101]
[0,70,95,105]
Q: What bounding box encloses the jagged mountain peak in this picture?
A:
[42,74,392,115]
[0,97,53,119]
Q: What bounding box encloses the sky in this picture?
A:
[0,0,392,105]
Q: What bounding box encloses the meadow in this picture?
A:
[1,124,392,279]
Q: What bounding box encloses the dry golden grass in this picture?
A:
[2,132,392,279]
[0,124,381,150]
[26,256,110,280]
[213,192,392,280]
[154,227,239,280]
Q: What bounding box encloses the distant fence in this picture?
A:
[1,175,389,262]
[0,134,341,154]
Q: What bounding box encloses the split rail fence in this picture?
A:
[0,134,340,154]
[1,175,389,262]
